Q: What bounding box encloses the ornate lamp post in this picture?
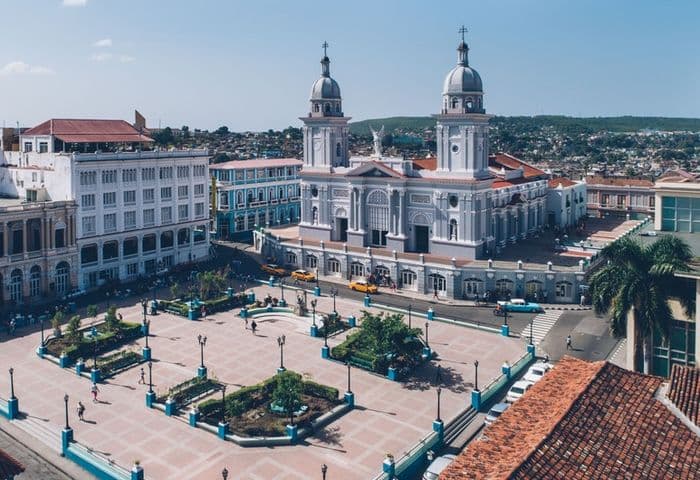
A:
[473,360,479,391]
[424,322,429,348]
[436,386,442,422]
[64,394,70,429]
[40,316,45,345]
[277,335,286,372]
[8,368,15,399]
[144,319,150,349]
[330,287,338,316]
[346,361,352,394]
[279,279,286,303]
[93,335,98,370]
[529,319,534,345]
[311,299,317,326]
[321,464,328,480]
[220,384,227,424]
[141,298,148,322]
[323,317,329,348]
[147,361,153,394]
[407,304,412,329]
[198,335,207,368]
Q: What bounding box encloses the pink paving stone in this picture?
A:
[0,285,526,479]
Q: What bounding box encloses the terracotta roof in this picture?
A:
[586,175,654,187]
[412,157,437,171]
[490,153,546,178]
[211,158,302,169]
[657,169,700,183]
[441,357,700,480]
[548,177,577,188]
[0,449,24,478]
[668,364,700,425]
[23,119,153,143]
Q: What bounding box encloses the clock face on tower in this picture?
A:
[451,144,460,153]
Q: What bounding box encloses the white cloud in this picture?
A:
[0,61,54,76]
[93,38,112,48]
[90,53,113,62]
[119,55,135,63]
[62,0,87,6]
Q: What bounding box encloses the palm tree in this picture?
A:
[590,235,695,374]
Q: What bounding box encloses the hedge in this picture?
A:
[52,322,142,363]
[158,376,220,405]
[98,351,141,378]
[159,294,248,317]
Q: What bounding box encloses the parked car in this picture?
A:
[484,402,510,425]
[422,454,456,480]
[495,299,543,314]
[523,363,553,384]
[291,269,315,282]
[506,380,534,403]
[640,230,658,237]
[261,264,288,277]
[62,288,86,301]
[348,279,378,293]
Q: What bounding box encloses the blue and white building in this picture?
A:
[212,158,303,241]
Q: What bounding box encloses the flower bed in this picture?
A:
[157,376,221,406]
[159,293,248,317]
[97,351,142,378]
[318,312,347,337]
[45,322,142,363]
[198,372,340,437]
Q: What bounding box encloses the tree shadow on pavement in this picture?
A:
[402,363,468,394]
[307,425,345,450]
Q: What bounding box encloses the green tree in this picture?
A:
[272,371,303,426]
[152,127,174,146]
[197,271,226,300]
[51,310,65,336]
[215,126,229,135]
[590,236,695,374]
[170,282,180,299]
[105,305,120,332]
[87,304,98,320]
[66,315,82,345]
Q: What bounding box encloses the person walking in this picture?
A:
[138,367,145,385]
[566,334,572,350]
[77,401,85,421]
[244,317,249,330]
[251,320,257,335]
[433,289,439,301]
[91,383,100,403]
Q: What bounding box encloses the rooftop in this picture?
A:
[0,449,24,478]
[548,177,578,188]
[211,158,303,170]
[585,175,654,188]
[668,364,700,425]
[23,119,153,144]
[440,357,700,480]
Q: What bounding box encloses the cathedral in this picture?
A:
[298,36,549,260]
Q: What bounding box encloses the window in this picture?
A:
[30,266,41,297]
[235,216,245,231]
[80,244,98,265]
[194,184,205,197]
[161,207,172,224]
[178,204,189,221]
[143,188,155,203]
[124,190,136,205]
[123,237,138,257]
[124,211,136,229]
[80,171,97,186]
[463,278,483,297]
[285,251,297,265]
[327,258,341,275]
[126,263,138,276]
[103,192,116,207]
[54,228,65,248]
[103,213,117,232]
[193,165,206,177]
[159,166,173,180]
[142,234,156,252]
[39,142,48,153]
[82,216,96,235]
[401,270,417,289]
[23,142,32,152]
[143,209,155,226]
[449,219,458,240]
[102,170,117,184]
[336,142,341,156]
[350,262,364,277]
[81,194,95,209]
[496,279,514,297]
[161,231,174,249]
[161,187,172,200]
[306,255,317,269]
[122,168,137,183]
[177,228,190,245]
[142,167,156,181]
[195,202,205,218]
[556,281,573,299]
[177,166,190,178]
[178,185,188,199]
[312,206,318,224]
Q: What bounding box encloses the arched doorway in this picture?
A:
[29,265,41,297]
[55,262,70,295]
[10,269,23,304]
[429,273,447,297]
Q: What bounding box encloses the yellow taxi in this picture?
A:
[261,264,288,277]
[349,279,378,293]
[291,269,316,282]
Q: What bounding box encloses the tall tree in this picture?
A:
[590,236,695,374]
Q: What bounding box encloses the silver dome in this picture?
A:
[443,65,483,94]
[310,76,341,100]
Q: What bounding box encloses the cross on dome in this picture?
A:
[322,41,329,57]
[459,25,468,43]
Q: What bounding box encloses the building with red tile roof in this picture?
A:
[668,364,700,425]
[0,448,24,478]
[440,357,700,480]
[585,175,655,219]
[23,118,153,145]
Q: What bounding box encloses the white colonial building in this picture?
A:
[1,118,211,290]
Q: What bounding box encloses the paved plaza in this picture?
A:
[0,284,525,479]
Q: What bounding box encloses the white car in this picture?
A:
[523,363,553,384]
[506,380,534,403]
[484,402,510,426]
[423,454,456,480]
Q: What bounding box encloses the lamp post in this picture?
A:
[221,467,229,480]
[503,308,509,327]
[288,388,295,427]
[279,279,285,303]
[220,384,227,424]
[311,299,317,326]
[141,299,147,322]
[436,386,442,422]
[198,334,207,368]
[323,317,328,348]
[321,464,328,480]
[529,319,534,345]
[147,361,153,393]
[40,316,45,345]
[346,361,352,394]
[93,335,98,370]
[144,319,150,348]
[315,267,319,288]
[424,322,429,348]
[8,368,15,399]
[277,335,286,371]
[473,360,479,391]
[407,304,412,329]
[330,287,338,316]
[64,394,69,429]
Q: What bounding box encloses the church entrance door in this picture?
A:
[371,229,387,246]
[336,218,348,242]
[415,226,429,253]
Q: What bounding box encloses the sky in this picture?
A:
[1,0,699,131]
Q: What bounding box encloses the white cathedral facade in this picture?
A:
[298,39,548,260]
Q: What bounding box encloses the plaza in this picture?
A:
[0,282,525,479]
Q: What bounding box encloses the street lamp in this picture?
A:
[221,467,229,480]
[279,279,286,303]
[473,360,479,391]
[8,368,15,399]
[321,464,328,480]
[503,308,509,327]
[64,394,70,429]
[424,322,429,348]
[93,335,98,370]
[315,267,320,288]
[436,386,442,422]
[147,361,153,394]
[198,334,207,368]
[311,299,317,326]
[407,304,412,329]
[40,316,45,345]
[529,318,534,345]
[330,287,338,316]
[220,384,227,424]
[323,317,329,348]
[141,299,147,322]
[144,319,150,348]
[288,388,295,427]
[277,335,286,371]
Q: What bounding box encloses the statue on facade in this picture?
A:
[370,125,385,157]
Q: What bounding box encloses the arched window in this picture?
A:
[285,251,297,265]
[466,97,473,111]
[160,231,174,249]
[314,104,320,113]
[449,219,458,240]
[327,258,341,275]
[401,270,417,290]
[10,269,23,303]
[451,97,459,109]
[324,103,331,113]
[279,187,284,199]
[350,262,364,278]
[312,206,318,224]
[335,104,340,112]
[306,254,317,269]
[247,192,253,204]
[556,281,573,299]
[495,279,514,298]
[463,278,483,297]
[236,191,243,206]
[30,265,41,297]
[176,228,190,246]
[258,190,264,202]
[429,274,447,296]
[55,262,70,294]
